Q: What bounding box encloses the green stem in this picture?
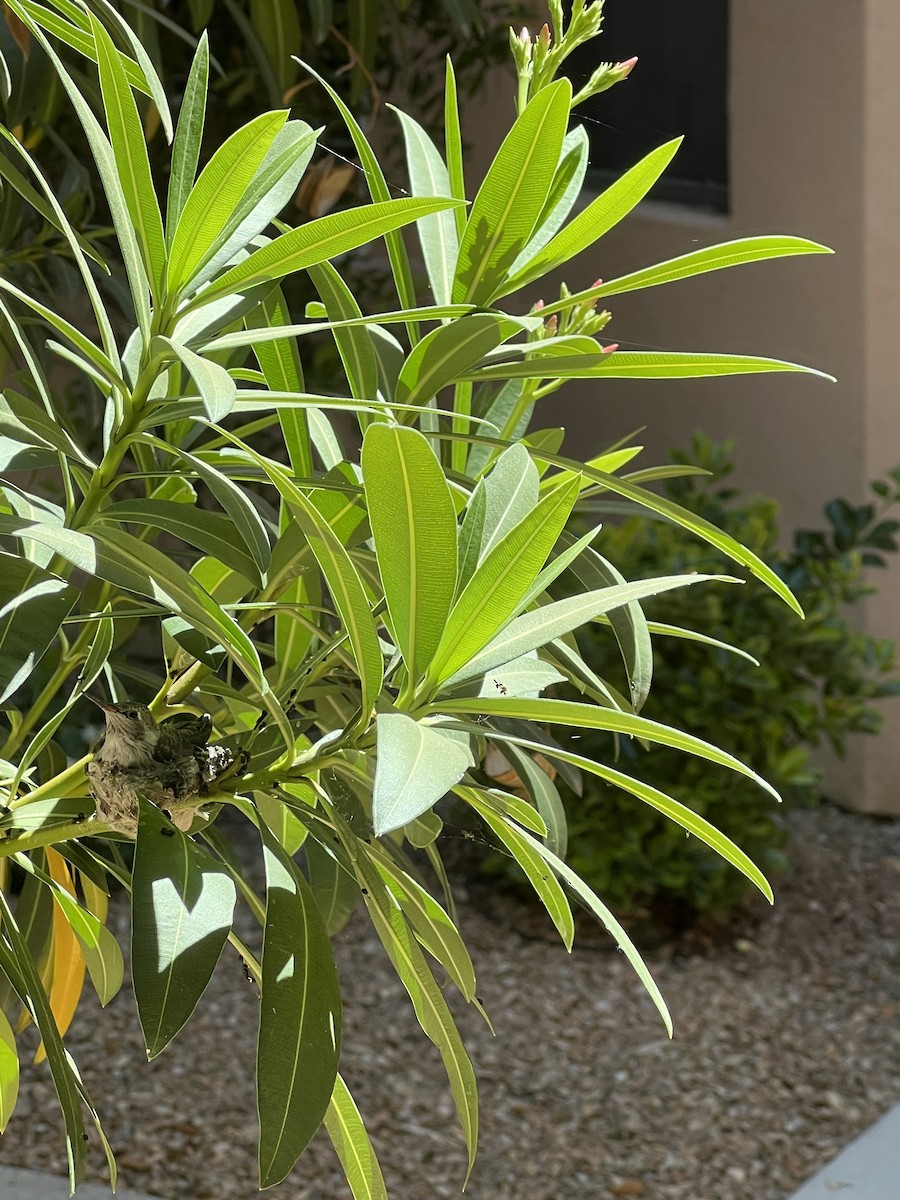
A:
[498,377,540,443]
[0,817,112,860]
[8,755,91,809]
[227,931,261,986]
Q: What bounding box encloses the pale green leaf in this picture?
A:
[166,32,209,244]
[391,105,458,305]
[90,12,166,295]
[372,713,473,835]
[442,573,727,687]
[458,785,573,949]
[195,196,463,308]
[167,109,287,293]
[432,696,781,802]
[428,475,580,686]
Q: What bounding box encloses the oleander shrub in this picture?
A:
[0,1,832,1192]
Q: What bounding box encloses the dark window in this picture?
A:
[564,0,729,212]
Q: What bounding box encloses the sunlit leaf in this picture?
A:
[372,713,473,835]
[131,801,236,1058]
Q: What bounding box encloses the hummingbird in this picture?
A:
[86,699,237,834]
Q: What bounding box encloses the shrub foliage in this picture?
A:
[0,0,831,1191]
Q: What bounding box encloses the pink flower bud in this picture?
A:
[545,315,558,335]
[592,279,603,289]
[539,23,551,48]
[617,56,638,78]
[532,299,544,311]
[602,342,618,354]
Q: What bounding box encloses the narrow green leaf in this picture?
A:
[501,743,567,859]
[372,713,473,835]
[443,56,467,241]
[220,443,383,724]
[559,536,653,710]
[308,0,331,41]
[244,284,311,476]
[258,822,341,1188]
[365,841,476,1000]
[87,0,174,142]
[458,785,573,949]
[478,442,540,562]
[195,196,463,308]
[94,499,263,587]
[606,235,837,298]
[466,349,834,384]
[6,0,151,95]
[0,1005,18,1132]
[441,435,808,615]
[508,125,589,275]
[295,59,419,321]
[0,276,124,390]
[0,892,88,1190]
[192,120,319,290]
[486,797,673,1037]
[472,727,773,902]
[539,236,834,317]
[88,525,267,688]
[0,554,77,704]
[638,619,761,665]
[432,696,781,802]
[166,31,209,245]
[166,109,288,294]
[352,855,478,1180]
[308,261,378,403]
[13,855,125,1006]
[391,105,458,305]
[395,314,522,409]
[324,1074,388,1200]
[90,13,166,296]
[0,391,93,467]
[495,138,682,298]
[448,571,729,686]
[428,475,580,685]
[362,424,458,682]
[250,0,301,91]
[143,437,271,580]
[132,801,236,1058]
[9,12,152,336]
[0,128,104,268]
[453,79,571,304]
[478,786,548,836]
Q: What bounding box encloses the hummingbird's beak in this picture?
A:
[87,695,113,712]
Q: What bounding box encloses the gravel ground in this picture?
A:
[2,802,899,1200]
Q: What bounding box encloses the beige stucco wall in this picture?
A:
[466,2,900,812]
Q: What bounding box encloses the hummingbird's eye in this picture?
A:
[125,710,138,720]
